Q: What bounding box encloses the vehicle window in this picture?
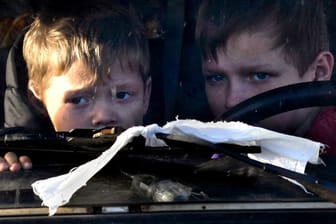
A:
[0,1,336,223]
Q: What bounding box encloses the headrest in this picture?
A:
[3,27,55,132]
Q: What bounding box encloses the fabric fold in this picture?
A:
[32,120,324,215]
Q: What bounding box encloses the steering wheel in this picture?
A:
[217,81,336,124]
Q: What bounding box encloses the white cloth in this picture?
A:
[31,120,324,215]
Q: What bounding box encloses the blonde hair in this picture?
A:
[23,6,150,94]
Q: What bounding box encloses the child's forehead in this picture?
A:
[227,29,277,51]
[58,60,143,86]
[208,28,280,62]
[203,30,293,72]
[59,61,96,84]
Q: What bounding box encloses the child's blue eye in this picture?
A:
[68,96,90,105]
[206,74,226,82]
[116,91,130,100]
[250,72,270,81]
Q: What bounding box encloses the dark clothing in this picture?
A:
[3,29,54,132]
[0,48,9,128]
[305,107,336,155]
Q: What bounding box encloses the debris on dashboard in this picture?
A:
[31,119,324,216]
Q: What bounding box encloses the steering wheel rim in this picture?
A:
[217,81,336,124]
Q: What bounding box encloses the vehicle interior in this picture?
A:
[0,0,336,223]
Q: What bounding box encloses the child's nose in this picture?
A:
[225,84,246,110]
[91,101,118,128]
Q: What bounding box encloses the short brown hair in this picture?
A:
[23,3,150,93]
[196,0,329,75]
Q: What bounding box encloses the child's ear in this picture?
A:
[28,81,48,116]
[28,81,41,100]
[313,51,334,81]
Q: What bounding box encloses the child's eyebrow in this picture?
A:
[63,86,96,97]
[102,78,139,89]
[238,63,275,73]
[203,62,276,74]
[114,82,137,89]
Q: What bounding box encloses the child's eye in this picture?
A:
[205,74,227,82]
[67,96,91,105]
[249,72,270,81]
[116,91,130,100]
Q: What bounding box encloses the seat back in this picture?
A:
[3,28,54,131]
